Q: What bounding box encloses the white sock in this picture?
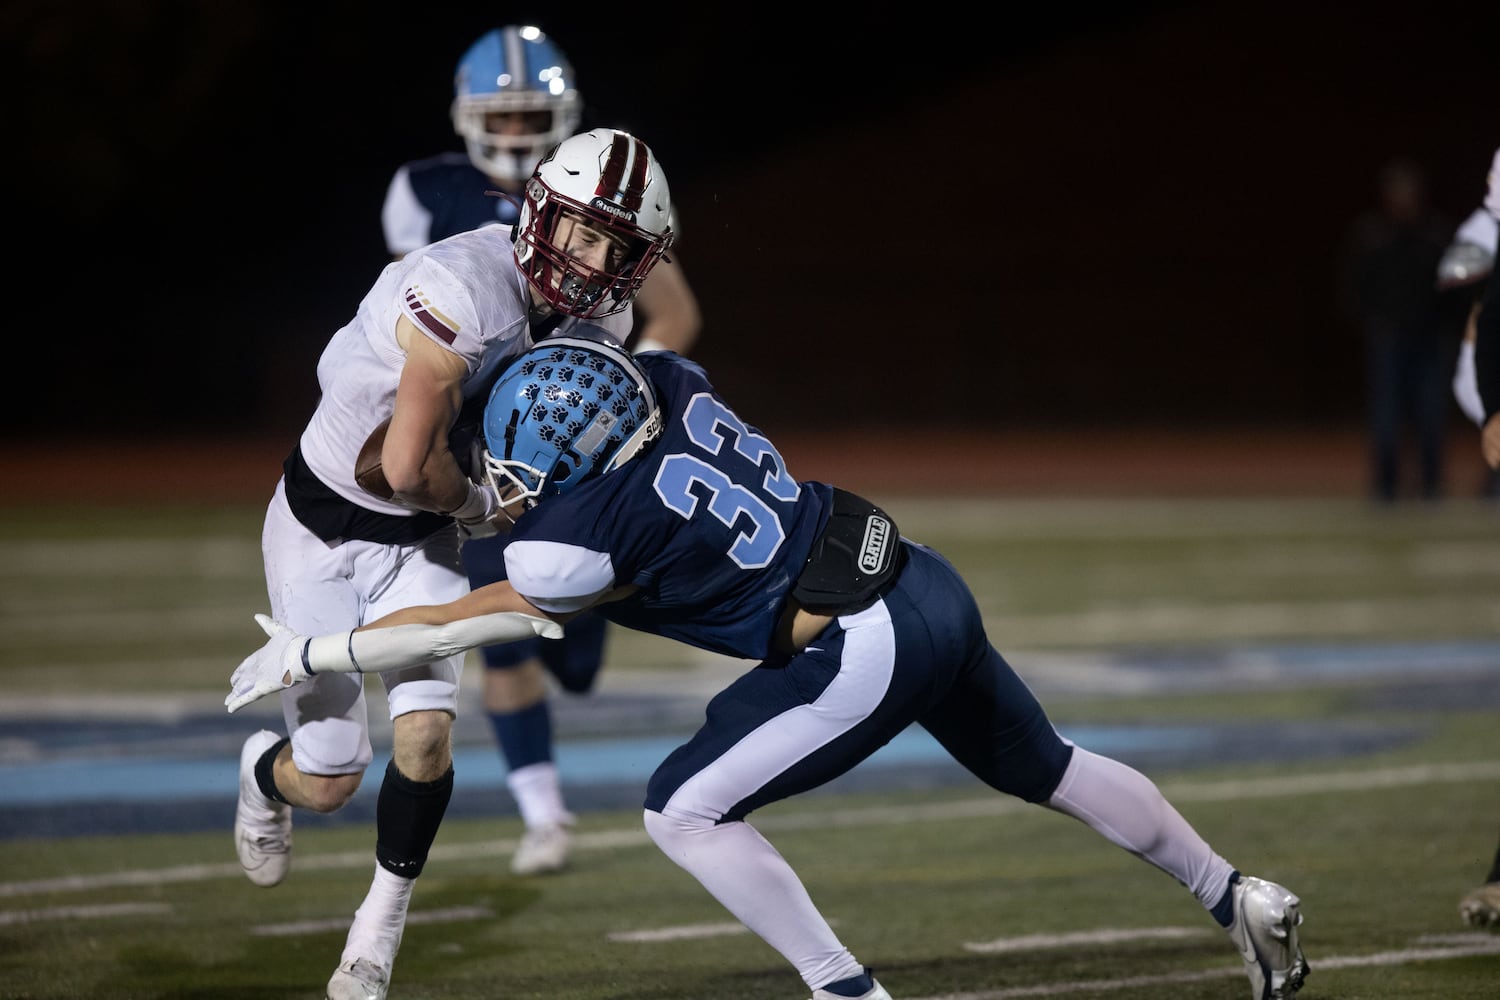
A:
[341,863,413,968]
[1045,746,1236,910]
[507,762,572,829]
[644,809,861,990]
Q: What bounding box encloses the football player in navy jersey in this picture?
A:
[382,24,703,875]
[232,339,1311,1000]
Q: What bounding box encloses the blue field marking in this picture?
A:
[7,633,1495,839]
[0,714,1425,840]
[0,720,1347,808]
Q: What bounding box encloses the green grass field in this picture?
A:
[3,496,1500,998]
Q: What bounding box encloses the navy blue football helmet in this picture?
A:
[452,25,583,183]
[481,336,661,511]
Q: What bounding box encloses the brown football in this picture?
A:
[355,418,395,499]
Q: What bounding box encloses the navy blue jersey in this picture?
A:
[504,353,834,661]
[383,152,523,256]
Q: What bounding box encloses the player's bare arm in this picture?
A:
[384,315,471,511]
[632,256,701,354]
[1483,414,1500,470]
[374,581,557,628]
[226,582,640,714]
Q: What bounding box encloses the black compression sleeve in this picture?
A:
[374,760,454,879]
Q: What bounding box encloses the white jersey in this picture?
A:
[298,225,632,515]
[1486,146,1500,220]
[1457,206,1499,251]
[1450,167,1500,428]
[1455,337,1485,427]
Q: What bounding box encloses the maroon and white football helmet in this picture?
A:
[514,128,675,318]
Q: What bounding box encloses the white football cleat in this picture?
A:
[234,729,292,887]
[810,974,892,999]
[326,957,390,1000]
[1459,881,1500,929]
[511,819,574,876]
[1227,875,1309,999]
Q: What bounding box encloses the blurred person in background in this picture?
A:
[381,24,703,877]
[1340,158,1463,502]
[231,337,1312,1000]
[1455,143,1500,931]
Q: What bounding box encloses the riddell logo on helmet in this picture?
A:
[589,197,636,222]
[860,516,892,574]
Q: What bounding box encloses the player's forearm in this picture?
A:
[226,594,562,713]
[1483,416,1500,471]
[304,611,564,675]
[632,259,701,355]
[634,316,699,355]
[363,583,534,631]
[385,346,469,510]
[383,421,471,512]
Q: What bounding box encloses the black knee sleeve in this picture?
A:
[254,736,292,805]
[375,759,454,879]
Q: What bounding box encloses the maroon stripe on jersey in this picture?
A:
[597,133,648,212]
[404,289,457,344]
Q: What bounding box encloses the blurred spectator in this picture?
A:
[1340,158,1463,502]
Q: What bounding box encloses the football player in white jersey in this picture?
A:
[1440,204,1498,497]
[234,127,676,1000]
[381,25,700,355]
[1439,208,1496,428]
[230,339,1311,1000]
[381,25,702,875]
[1454,143,1500,931]
[1474,145,1500,471]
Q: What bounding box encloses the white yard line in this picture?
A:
[5,759,1500,994]
[607,922,755,942]
[5,760,1500,900]
[0,901,171,926]
[251,905,493,937]
[902,937,1500,999]
[963,926,1209,953]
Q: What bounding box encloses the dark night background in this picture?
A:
[10,1,1499,448]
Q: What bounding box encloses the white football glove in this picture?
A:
[226,614,314,714]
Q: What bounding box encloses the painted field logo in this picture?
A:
[860,515,892,574]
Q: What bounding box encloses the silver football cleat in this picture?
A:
[326,957,390,1000]
[1227,875,1309,999]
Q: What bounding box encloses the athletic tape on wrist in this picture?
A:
[447,480,496,524]
[347,630,364,673]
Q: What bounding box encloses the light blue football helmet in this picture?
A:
[452,25,583,183]
[481,336,662,511]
